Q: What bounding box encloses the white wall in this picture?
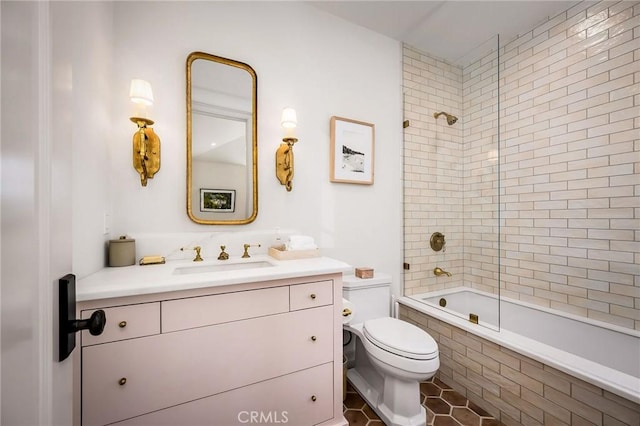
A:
[73,2,404,294]
[68,2,114,279]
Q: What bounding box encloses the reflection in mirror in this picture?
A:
[187,52,257,224]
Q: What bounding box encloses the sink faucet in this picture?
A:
[242,243,261,258]
[433,267,451,277]
[218,245,229,260]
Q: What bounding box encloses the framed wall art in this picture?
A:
[330,116,374,185]
[200,189,236,212]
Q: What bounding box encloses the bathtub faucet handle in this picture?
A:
[433,267,452,277]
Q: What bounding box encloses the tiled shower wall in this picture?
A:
[403,45,465,294]
[403,0,640,330]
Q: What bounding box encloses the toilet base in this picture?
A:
[347,368,426,426]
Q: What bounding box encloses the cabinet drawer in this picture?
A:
[81,303,160,346]
[82,306,333,425]
[112,362,334,426]
[290,280,333,311]
[162,286,289,332]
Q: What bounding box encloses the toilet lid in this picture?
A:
[363,317,438,360]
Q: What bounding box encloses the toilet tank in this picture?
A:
[342,273,392,323]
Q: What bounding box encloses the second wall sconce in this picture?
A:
[130,79,160,186]
[275,107,298,191]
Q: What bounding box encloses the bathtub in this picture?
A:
[398,287,640,406]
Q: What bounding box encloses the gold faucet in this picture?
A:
[181,246,204,262]
[217,245,229,260]
[242,243,261,258]
[433,267,451,277]
[192,246,203,262]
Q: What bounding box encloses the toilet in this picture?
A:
[343,274,439,426]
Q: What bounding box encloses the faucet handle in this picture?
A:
[242,243,261,258]
[181,246,204,262]
[193,246,203,262]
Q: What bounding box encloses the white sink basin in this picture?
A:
[173,260,275,275]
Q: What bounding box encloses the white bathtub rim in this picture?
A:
[413,286,640,339]
[398,296,640,405]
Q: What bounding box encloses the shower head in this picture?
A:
[433,111,458,125]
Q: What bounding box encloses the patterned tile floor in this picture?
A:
[343,376,502,426]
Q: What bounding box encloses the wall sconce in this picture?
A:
[129,79,160,186]
[275,107,298,191]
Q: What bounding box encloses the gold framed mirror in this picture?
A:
[186,52,258,225]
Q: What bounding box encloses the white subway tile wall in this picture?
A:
[403,45,465,294]
[403,0,640,330]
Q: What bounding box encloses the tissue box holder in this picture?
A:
[355,267,374,279]
[268,244,320,260]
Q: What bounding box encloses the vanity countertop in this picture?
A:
[77,256,352,302]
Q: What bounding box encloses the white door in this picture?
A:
[1,1,74,424]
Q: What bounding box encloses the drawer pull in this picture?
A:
[118,378,127,386]
[118,321,127,328]
[311,335,317,342]
[310,293,316,300]
[311,395,317,402]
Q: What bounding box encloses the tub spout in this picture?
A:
[434,267,452,277]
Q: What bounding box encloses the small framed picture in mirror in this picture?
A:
[200,189,236,213]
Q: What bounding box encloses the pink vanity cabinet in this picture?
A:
[75,273,347,426]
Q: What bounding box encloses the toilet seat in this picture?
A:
[363,317,438,360]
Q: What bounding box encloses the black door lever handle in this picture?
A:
[59,274,107,361]
[68,309,106,336]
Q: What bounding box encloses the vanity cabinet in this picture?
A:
[77,274,346,426]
